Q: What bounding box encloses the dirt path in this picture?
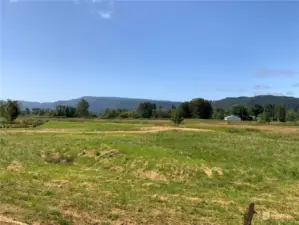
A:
[0,126,213,134]
[0,215,28,225]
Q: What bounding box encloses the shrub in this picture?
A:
[171,109,184,126]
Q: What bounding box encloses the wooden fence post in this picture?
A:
[243,203,257,225]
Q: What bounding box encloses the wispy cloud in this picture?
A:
[254,91,283,96]
[286,91,295,96]
[292,83,299,88]
[216,88,247,93]
[254,84,271,90]
[96,0,115,19]
[98,10,112,19]
[73,0,115,19]
[258,68,296,77]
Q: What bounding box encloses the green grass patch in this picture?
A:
[0,120,298,224]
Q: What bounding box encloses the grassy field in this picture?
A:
[0,119,298,225]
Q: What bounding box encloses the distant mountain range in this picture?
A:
[18,97,182,112]
[212,95,299,109]
[17,95,299,112]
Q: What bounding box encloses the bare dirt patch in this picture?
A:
[44,179,71,188]
[167,194,201,202]
[210,199,233,207]
[0,215,28,225]
[213,167,223,176]
[100,149,120,158]
[202,166,213,177]
[0,203,30,224]
[110,208,125,215]
[63,209,101,225]
[201,166,223,177]
[111,219,136,225]
[270,212,293,220]
[110,166,125,173]
[0,126,213,135]
[135,170,166,181]
[7,161,23,172]
[79,182,96,189]
[233,181,255,187]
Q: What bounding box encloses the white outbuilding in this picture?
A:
[224,115,241,121]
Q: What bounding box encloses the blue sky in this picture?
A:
[1,0,299,102]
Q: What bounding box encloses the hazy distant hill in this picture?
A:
[19,97,182,113]
[212,95,299,110]
[17,95,299,113]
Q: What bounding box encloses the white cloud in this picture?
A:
[254,92,283,96]
[98,11,112,19]
[254,84,271,90]
[258,68,296,77]
[216,88,247,93]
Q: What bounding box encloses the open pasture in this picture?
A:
[0,119,298,225]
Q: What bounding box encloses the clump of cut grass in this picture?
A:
[43,152,76,164]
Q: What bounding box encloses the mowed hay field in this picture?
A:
[0,120,299,225]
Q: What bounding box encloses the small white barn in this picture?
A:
[224,115,241,121]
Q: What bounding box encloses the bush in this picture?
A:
[0,119,48,128]
[171,109,184,126]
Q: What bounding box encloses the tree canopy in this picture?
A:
[232,105,249,120]
[0,100,21,123]
[136,102,156,118]
[251,104,264,117]
[178,102,191,118]
[76,99,90,117]
[188,98,213,119]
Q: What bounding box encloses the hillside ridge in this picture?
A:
[17,95,299,112]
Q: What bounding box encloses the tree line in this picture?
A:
[1,98,299,124]
[0,99,90,123]
[214,104,299,123]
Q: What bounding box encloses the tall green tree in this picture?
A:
[262,111,271,123]
[213,108,225,120]
[55,105,66,117]
[0,100,21,123]
[275,105,286,122]
[76,99,89,117]
[178,102,191,118]
[155,108,171,118]
[286,110,298,122]
[232,105,249,120]
[25,108,31,115]
[103,108,118,119]
[251,104,264,117]
[136,102,156,118]
[264,104,275,121]
[66,106,76,117]
[188,98,213,119]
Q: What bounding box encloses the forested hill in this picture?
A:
[19,97,182,112]
[212,95,299,110]
[17,95,299,112]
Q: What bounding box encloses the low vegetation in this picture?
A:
[0,119,299,225]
